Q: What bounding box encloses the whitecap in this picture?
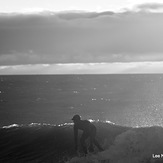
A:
[2,124,20,129]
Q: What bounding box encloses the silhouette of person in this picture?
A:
[71,114,103,154]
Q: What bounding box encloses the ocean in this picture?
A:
[1,74,163,163]
[1,74,163,127]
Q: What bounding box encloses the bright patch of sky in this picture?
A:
[0,0,163,13]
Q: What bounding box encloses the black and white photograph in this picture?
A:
[1,0,163,162]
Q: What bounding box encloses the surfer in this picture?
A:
[71,114,103,154]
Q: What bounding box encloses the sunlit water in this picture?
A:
[1,74,163,128]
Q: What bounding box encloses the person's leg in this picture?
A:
[93,139,104,151]
[80,132,89,154]
[89,125,96,152]
[90,126,103,151]
[89,137,94,152]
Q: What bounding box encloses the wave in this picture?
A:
[1,122,163,163]
[1,119,115,129]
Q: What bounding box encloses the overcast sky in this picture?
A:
[1,0,163,12]
[0,0,163,74]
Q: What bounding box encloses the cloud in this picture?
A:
[1,6,163,67]
[136,3,163,12]
[1,62,163,75]
[56,11,114,20]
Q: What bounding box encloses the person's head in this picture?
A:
[71,114,81,123]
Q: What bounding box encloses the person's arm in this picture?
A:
[74,125,78,151]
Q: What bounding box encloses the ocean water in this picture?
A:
[1,74,163,163]
[1,74,163,127]
[1,122,163,163]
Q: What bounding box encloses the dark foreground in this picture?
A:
[0,122,127,163]
[1,122,163,163]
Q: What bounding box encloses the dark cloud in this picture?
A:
[56,11,114,20]
[0,8,163,65]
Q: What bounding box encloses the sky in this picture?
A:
[1,0,163,12]
[0,0,163,74]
